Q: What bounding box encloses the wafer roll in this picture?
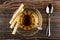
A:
[9,8,24,24]
[10,17,17,29]
[9,4,24,24]
[12,23,19,35]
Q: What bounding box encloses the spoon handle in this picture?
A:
[46,14,51,37]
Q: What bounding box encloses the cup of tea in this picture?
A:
[17,7,43,36]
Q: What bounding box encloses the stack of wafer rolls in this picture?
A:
[9,4,24,35]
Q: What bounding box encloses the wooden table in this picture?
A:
[0,0,60,40]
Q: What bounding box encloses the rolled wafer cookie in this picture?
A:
[9,4,24,24]
[10,17,17,29]
[12,23,19,35]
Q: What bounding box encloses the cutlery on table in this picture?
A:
[46,3,53,36]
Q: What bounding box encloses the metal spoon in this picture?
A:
[46,3,53,36]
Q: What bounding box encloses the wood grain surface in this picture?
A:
[0,0,60,40]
